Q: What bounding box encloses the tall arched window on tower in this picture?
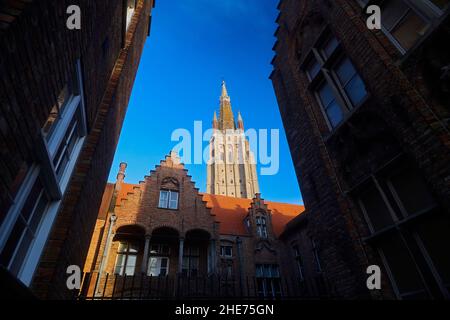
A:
[256,216,268,238]
[227,144,233,163]
[219,144,224,162]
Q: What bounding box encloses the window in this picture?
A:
[150,244,170,255]
[334,57,367,107]
[317,81,344,128]
[305,34,367,129]
[381,1,429,52]
[357,161,450,299]
[293,246,304,281]
[0,177,50,275]
[147,257,169,276]
[158,190,179,209]
[256,264,281,298]
[147,243,170,276]
[0,60,87,286]
[220,245,233,258]
[227,144,233,163]
[115,242,138,276]
[360,0,449,53]
[126,0,137,30]
[256,216,268,238]
[182,245,199,277]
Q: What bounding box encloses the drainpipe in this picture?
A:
[93,162,125,296]
[95,213,117,296]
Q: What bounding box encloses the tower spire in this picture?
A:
[213,111,218,129]
[219,80,235,130]
[237,111,244,130]
[207,81,260,199]
[221,80,228,98]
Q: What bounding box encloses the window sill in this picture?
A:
[157,207,179,211]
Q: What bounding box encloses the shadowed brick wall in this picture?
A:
[0,0,155,299]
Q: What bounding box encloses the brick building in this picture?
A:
[271,0,450,299]
[0,0,155,298]
[81,152,305,299]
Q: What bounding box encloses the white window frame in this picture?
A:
[158,190,179,210]
[0,60,87,286]
[115,242,139,276]
[147,256,169,277]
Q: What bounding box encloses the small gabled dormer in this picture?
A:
[244,193,274,240]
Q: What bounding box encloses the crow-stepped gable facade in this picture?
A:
[81,152,308,299]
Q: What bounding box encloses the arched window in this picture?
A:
[228,144,233,163]
[256,216,268,238]
[219,144,224,162]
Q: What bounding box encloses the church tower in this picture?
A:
[206,81,260,199]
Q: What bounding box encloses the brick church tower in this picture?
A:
[206,81,259,199]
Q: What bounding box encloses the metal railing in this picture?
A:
[77,272,335,300]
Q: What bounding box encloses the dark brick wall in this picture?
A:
[0,0,154,299]
[271,0,449,299]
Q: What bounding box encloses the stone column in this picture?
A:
[209,239,216,274]
[178,238,184,273]
[141,234,151,274]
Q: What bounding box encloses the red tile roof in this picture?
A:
[201,193,304,237]
[105,183,305,237]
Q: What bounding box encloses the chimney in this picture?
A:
[116,162,127,191]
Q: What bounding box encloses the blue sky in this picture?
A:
[108,0,303,205]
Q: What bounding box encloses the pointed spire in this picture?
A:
[237,111,244,130]
[219,80,235,130]
[221,80,229,98]
[213,111,218,129]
